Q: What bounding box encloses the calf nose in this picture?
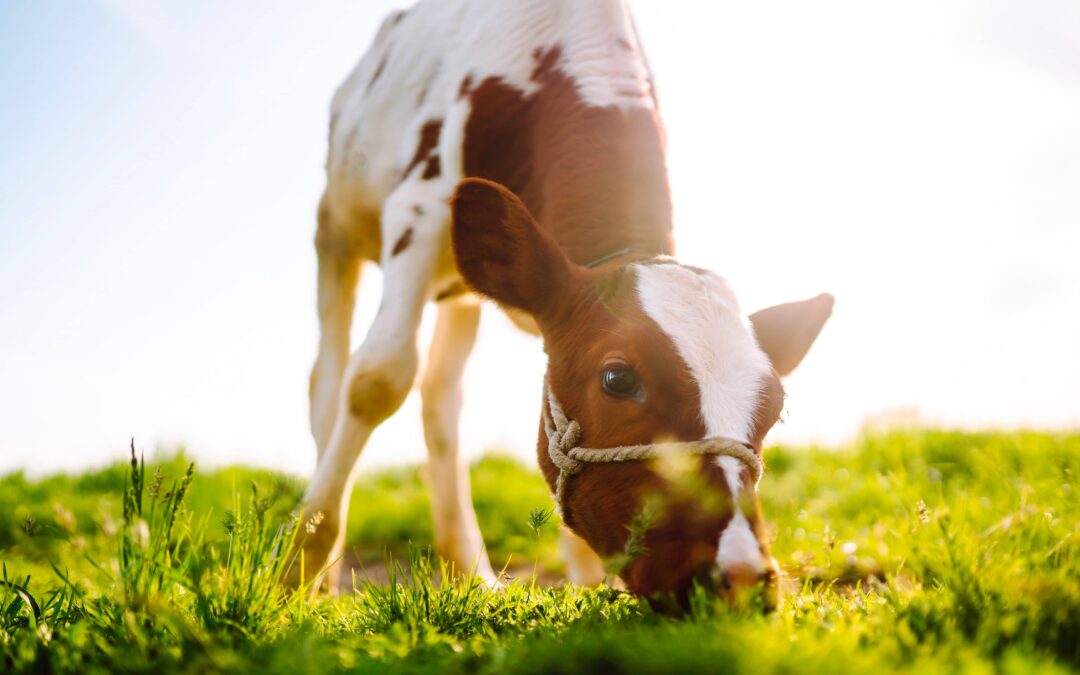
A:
[696,562,768,594]
[721,562,766,593]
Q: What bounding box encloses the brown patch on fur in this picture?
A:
[616,37,634,51]
[422,154,441,180]
[749,371,785,450]
[403,119,442,180]
[457,74,473,100]
[463,45,673,266]
[391,227,414,257]
[530,45,562,82]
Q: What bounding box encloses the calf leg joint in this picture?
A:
[346,351,417,426]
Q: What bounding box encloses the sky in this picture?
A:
[1,0,1078,477]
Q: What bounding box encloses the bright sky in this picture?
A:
[2,1,1078,477]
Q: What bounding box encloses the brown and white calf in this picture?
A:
[302,0,833,602]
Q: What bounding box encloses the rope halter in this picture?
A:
[541,377,764,520]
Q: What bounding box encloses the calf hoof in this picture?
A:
[435,543,499,589]
[282,507,342,594]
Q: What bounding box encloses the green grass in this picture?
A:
[1,430,1078,673]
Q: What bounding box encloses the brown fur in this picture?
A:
[463,46,674,266]
[391,227,414,257]
[422,155,441,180]
[750,371,785,450]
[457,74,473,100]
[404,119,443,181]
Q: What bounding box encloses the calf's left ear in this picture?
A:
[451,178,573,317]
[749,293,834,377]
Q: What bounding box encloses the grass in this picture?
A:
[1,429,1078,673]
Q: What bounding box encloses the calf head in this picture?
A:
[451,179,833,605]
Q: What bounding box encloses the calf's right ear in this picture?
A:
[451,178,572,316]
[749,293,834,377]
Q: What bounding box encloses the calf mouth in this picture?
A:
[641,563,780,616]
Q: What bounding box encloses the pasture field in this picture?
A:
[1,429,1078,674]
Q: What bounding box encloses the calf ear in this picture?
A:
[451,178,572,316]
[749,293,834,377]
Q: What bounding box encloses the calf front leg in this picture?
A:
[420,300,496,583]
[296,187,448,593]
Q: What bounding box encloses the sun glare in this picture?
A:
[0,1,1077,476]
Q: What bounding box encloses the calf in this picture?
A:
[301,0,832,602]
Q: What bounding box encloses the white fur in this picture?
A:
[714,456,766,572]
[633,263,772,443]
[634,263,771,575]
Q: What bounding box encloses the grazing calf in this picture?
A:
[301,0,832,602]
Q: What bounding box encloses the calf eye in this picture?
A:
[601,363,642,399]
